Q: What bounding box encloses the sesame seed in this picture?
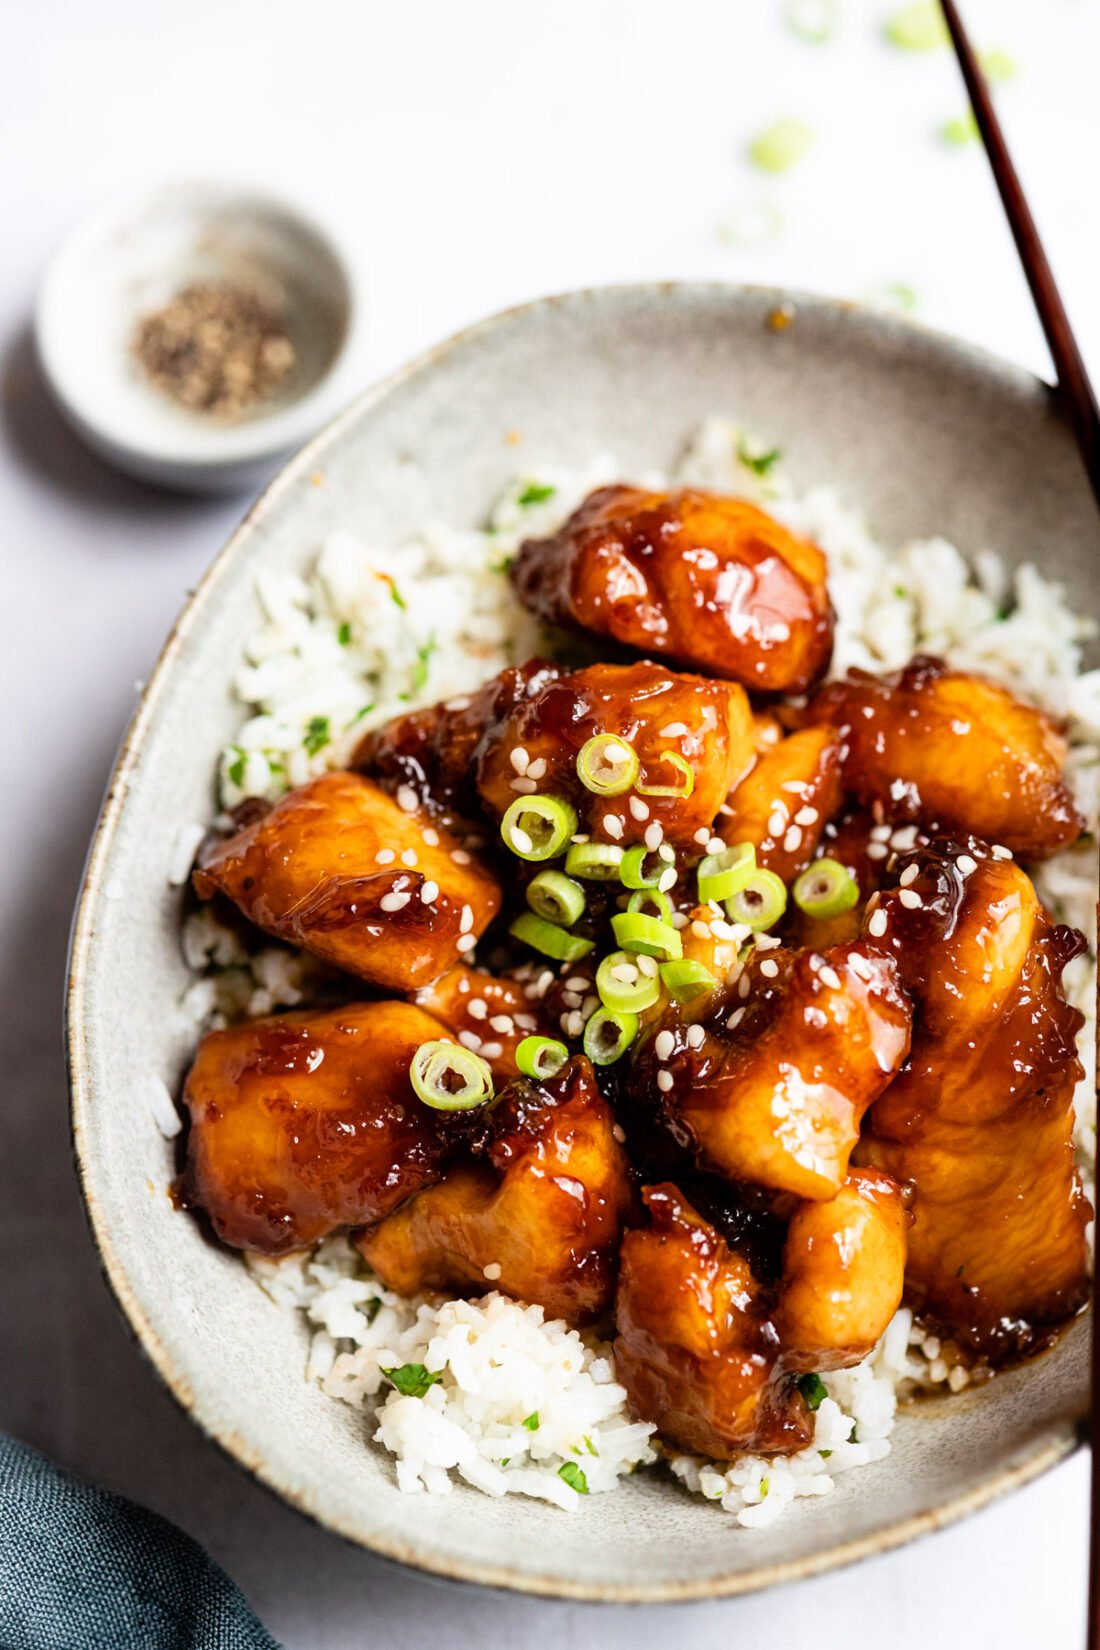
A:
[767,809,787,837]
[991,844,1013,860]
[511,776,538,794]
[581,994,599,1018]
[711,920,738,942]
[445,696,471,712]
[707,836,725,856]
[489,1014,514,1034]
[612,1123,627,1144]
[375,849,396,865]
[629,796,650,821]
[759,958,779,979]
[781,780,807,794]
[565,1010,585,1038]
[401,848,418,867]
[510,747,530,774]
[526,758,548,780]
[899,864,920,887]
[637,954,659,977]
[870,824,892,843]
[458,1030,482,1051]
[645,822,665,850]
[898,888,922,910]
[656,1069,674,1093]
[480,1041,503,1059]
[563,975,588,992]
[866,842,888,861]
[849,953,873,981]
[957,853,979,875]
[514,1014,537,1031]
[483,1262,502,1280]
[686,1023,705,1050]
[868,907,888,938]
[755,931,781,951]
[509,826,533,855]
[928,1358,949,1384]
[655,1030,675,1061]
[693,827,710,846]
[719,803,736,817]
[380,891,411,912]
[535,970,554,996]
[691,920,710,940]
[948,1365,969,1392]
[421,827,439,847]
[456,933,477,953]
[783,826,802,853]
[671,911,689,930]
[659,721,689,737]
[460,905,474,933]
[468,998,488,1020]
[658,867,677,893]
[562,990,582,1010]
[726,1007,746,1032]
[890,826,918,851]
[604,814,624,840]
[452,849,471,865]
[420,880,439,903]
[818,965,842,991]
[794,807,818,827]
[396,785,418,813]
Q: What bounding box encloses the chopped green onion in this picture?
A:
[409,1040,494,1112]
[596,951,662,1015]
[619,843,671,889]
[304,715,330,757]
[565,841,624,881]
[635,750,695,799]
[611,911,683,961]
[576,734,639,796]
[516,1036,570,1080]
[792,857,859,919]
[526,869,586,926]
[523,1411,540,1431]
[583,1007,640,1066]
[627,887,673,925]
[660,959,717,1004]
[798,1372,828,1411]
[748,118,814,174]
[883,2,948,50]
[737,437,782,477]
[941,110,979,147]
[382,1363,441,1398]
[509,912,594,963]
[500,794,578,861]
[725,869,788,932]
[980,48,1016,85]
[557,1461,589,1494]
[336,620,352,646]
[518,481,556,506]
[697,842,756,905]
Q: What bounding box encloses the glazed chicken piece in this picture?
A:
[478,660,755,848]
[359,1056,634,1325]
[193,772,501,992]
[414,963,547,1081]
[614,1174,906,1457]
[354,659,561,819]
[858,840,1091,1358]
[719,725,844,883]
[632,942,912,1200]
[614,1184,812,1456]
[774,1168,908,1371]
[182,1002,462,1254]
[802,656,1082,860]
[512,486,834,692]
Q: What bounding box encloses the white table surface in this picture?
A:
[1,1,1095,1644]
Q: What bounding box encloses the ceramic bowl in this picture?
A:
[36,180,364,493]
[68,283,1094,1601]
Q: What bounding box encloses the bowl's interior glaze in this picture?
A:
[68,286,1093,1601]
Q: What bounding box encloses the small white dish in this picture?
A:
[35,180,363,493]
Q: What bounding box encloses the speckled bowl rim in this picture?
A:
[67,281,1090,1604]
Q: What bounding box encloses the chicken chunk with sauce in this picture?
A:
[414,963,547,1081]
[193,772,501,992]
[512,486,834,692]
[719,725,843,883]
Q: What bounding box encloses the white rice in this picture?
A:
[179,416,1099,1523]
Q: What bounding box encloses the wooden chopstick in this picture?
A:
[937,5,1100,1644]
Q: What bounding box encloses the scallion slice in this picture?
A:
[565,841,625,881]
[635,750,695,799]
[509,912,594,962]
[619,843,672,889]
[660,959,717,1004]
[627,887,673,925]
[576,734,639,796]
[409,1040,494,1112]
[611,910,683,961]
[526,869,586,926]
[792,857,859,919]
[596,951,662,1015]
[516,1035,570,1080]
[500,794,578,862]
[583,1006,640,1065]
[697,842,756,905]
[725,868,788,932]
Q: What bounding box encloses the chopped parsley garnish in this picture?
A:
[582,1435,599,1456]
[557,1461,588,1494]
[737,437,782,477]
[747,118,813,174]
[303,715,331,757]
[227,746,247,788]
[382,1362,440,1398]
[894,585,908,599]
[364,1298,382,1325]
[798,1372,828,1411]
[400,635,437,702]
[349,703,376,725]
[491,553,516,575]
[522,1412,540,1431]
[389,580,407,611]
[518,482,557,507]
[337,620,352,646]
[819,1449,832,1459]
